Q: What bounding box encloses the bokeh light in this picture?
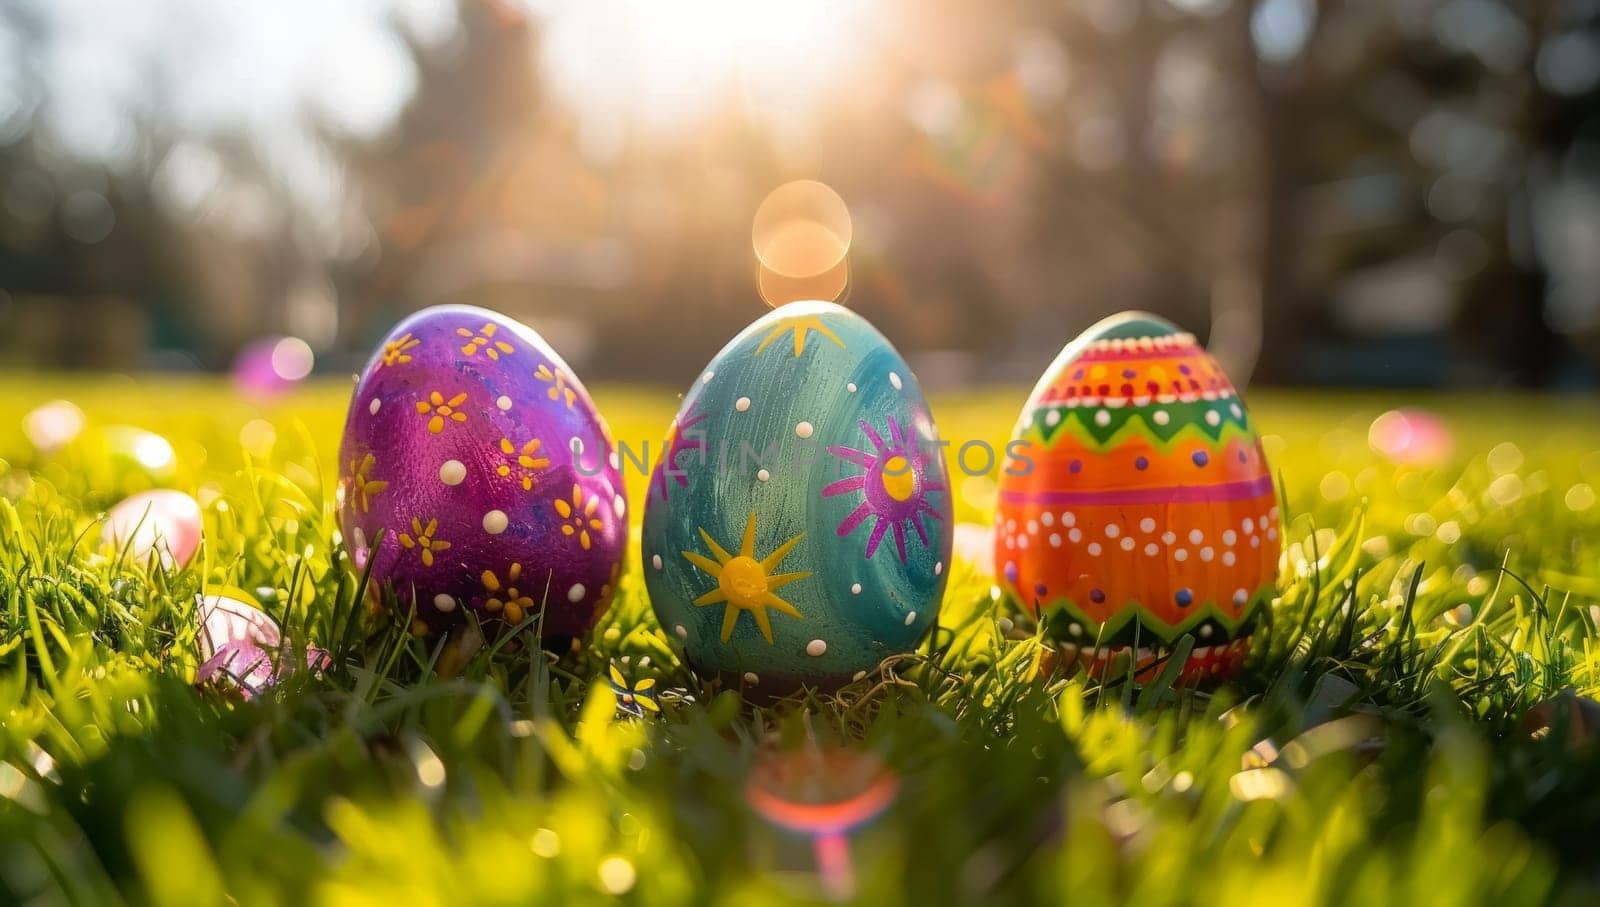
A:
[233,336,315,399]
[753,180,853,284]
[22,399,85,453]
[757,256,850,307]
[1368,408,1453,466]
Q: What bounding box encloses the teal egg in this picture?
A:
[642,302,953,691]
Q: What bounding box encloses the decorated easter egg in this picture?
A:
[338,305,626,642]
[196,593,331,699]
[642,301,953,691]
[994,312,1279,681]
[102,489,202,568]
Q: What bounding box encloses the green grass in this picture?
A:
[3,377,1600,906]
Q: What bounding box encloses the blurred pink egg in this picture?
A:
[1368,409,1453,466]
[196,594,330,699]
[102,489,202,568]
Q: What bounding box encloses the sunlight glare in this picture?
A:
[537,0,880,130]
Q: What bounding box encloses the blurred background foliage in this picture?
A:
[2,0,1599,388]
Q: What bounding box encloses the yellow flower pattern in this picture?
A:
[481,563,537,624]
[416,391,469,434]
[535,363,577,409]
[380,332,421,367]
[497,437,551,490]
[397,517,451,567]
[345,452,388,513]
[554,484,604,551]
[457,323,514,360]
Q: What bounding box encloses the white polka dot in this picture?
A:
[1189,529,1204,544]
[674,624,687,638]
[1222,551,1236,566]
[806,639,827,656]
[934,561,943,576]
[567,584,586,603]
[1200,547,1214,562]
[483,510,508,534]
[1120,537,1135,551]
[1145,543,1159,556]
[369,398,381,415]
[433,594,456,612]
[1222,530,1237,545]
[1231,403,1243,418]
[1005,518,1017,532]
[1200,624,1214,638]
[889,372,903,390]
[613,494,625,518]
[1040,512,1054,527]
[1088,542,1103,556]
[1068,528,1083,543]
[735,397,751,412]
[851,582,862,594]
[1153,410,1170,425]
[1174,548,1189,562]
[702,371,715,384]
[1242,518,1255,534]
[1095,410,1111,426]
[1234,589,1249,605]
[496,395,513,411]
[846,382,857,393]
[440,460,466,486]
[904,611,917,626]
[1026,520,1038,534]
[1162,531,1176,544]
[1049,533,1062,548]
[1105,524,1120,538]
[1017,535,1029,550]
[743,671,759,685]
[795,421,814,439]
[1258,516,1269,530]
[1205,410,1221,426]
[652,554,663,570]
[1250,536,1261,548]
[1045,409,1062,427]
[1068,622,1084,636]
[1266,528,1278,541]
[757,468,771,482]
[1139,517,1157,533]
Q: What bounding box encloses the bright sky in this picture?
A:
[0,0,880,230]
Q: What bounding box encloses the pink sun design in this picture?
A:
[823,416,945,563]
[653,404,708,501]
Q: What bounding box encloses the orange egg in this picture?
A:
[994,312,1280,682]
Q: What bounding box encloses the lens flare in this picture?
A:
[746,746,898,900]
[753,180,853,284]
[757,257,850,307]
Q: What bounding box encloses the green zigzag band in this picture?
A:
[1003,583,1275,644]
[1023,401,1253,451]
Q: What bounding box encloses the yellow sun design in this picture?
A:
[682,512,809,644]
[754,314,846,358]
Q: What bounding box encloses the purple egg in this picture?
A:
[338,305,627,642]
